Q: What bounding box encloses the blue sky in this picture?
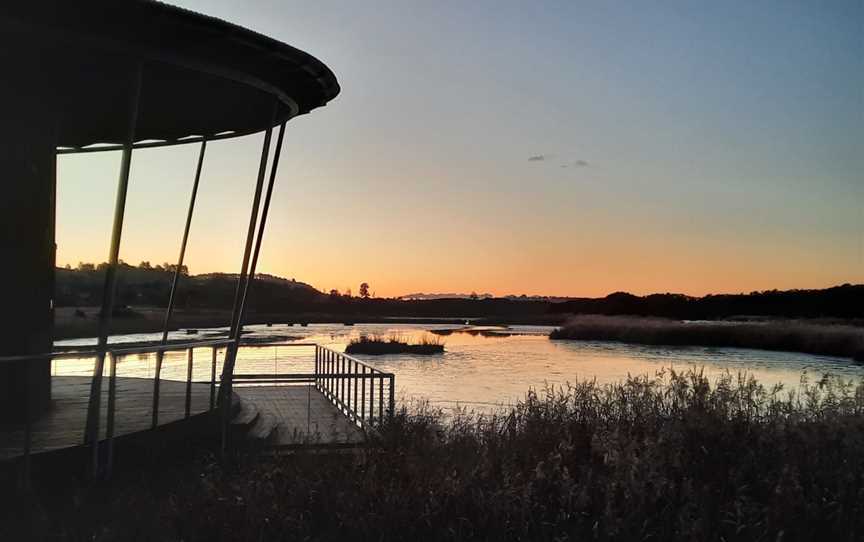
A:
[57,0,863,296]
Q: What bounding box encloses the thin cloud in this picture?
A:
[528,155,546,162]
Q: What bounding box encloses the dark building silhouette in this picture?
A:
[0,1,338,425]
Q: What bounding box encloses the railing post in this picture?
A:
[369,372,375,426]
[20,379,32,490]
[346,356,351,416]
[151,351,163,429]
[185,347,193,418]
[210,347,217,410]
[361,365,366,423]
[105,352,118,476]
[378,375,384,426]
[306,361,312,437]
[353,360,358,416]
[88,353,106,474]
[389,374,395,420]
[343,355,348,409]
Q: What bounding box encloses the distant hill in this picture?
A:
[55,266,324,310]
[55,265,863,322]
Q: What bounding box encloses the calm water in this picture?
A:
[56,323,864,411]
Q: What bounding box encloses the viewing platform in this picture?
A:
[0,342,393,466]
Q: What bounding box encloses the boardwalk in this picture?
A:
[234,386,364,447]
[0,376,363,461]
[0,376,213,460]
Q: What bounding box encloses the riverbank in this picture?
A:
[53,306,566,340]
[551,315,864,361]
[5,369,863,540]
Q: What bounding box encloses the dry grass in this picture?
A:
[6,369,864,541]
[550,315,864,360]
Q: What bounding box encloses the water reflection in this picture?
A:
[54,323,864,412]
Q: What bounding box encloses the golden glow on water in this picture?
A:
[54,323,864,412]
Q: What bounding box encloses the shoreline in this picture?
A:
[53,307,864,362]
[53,306,566,340]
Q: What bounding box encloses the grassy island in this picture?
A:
[345,334,444,355]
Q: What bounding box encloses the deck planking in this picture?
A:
[0,376,214,460]
[234,386,364,447]
[1,377,364,461]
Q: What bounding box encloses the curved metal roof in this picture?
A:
[0,1,340,149]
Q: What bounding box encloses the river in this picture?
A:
[55,322,864,412]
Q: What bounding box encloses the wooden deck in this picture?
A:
[0,376,364,461]
[0,376,210,459]
[0,376,214,461]
[234,386,364,447]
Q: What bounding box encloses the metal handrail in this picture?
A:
[0,338,235,364]
[313,345,395,430]
[0,337,317,365]
[5,340,396,484]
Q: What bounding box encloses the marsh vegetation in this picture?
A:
[345,333,444,355]
[551,315,864,361]
[8,369,863,541]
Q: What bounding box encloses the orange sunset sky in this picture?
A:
[56,1,863,298]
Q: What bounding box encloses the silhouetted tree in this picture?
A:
[360,282,370,299]
[329,289,340,300]
[163,263,189,275]
[138,261,152,269]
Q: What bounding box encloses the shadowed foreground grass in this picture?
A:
[551,314,864,361]
[7,369,864,541]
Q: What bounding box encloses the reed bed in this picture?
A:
[551,314,864,360]
[9,369,864,541]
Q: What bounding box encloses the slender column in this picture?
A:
[219,102,281,456]
[218,124,272,411]
[231,120,287,341]
[84,65,142,476]
[153,140,207,428]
